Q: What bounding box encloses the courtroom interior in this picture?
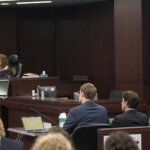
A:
[0,0,150,150]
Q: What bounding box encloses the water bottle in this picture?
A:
[40,71,48,78]
[58,112,67,128]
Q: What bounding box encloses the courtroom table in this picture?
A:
[0,96,147,128]
[8,77,84,98]
[0,96,124,129]
[0,96,147,150]
[7,127,47,150]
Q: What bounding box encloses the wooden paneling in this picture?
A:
[142,0,150,104]
[114,0,143,96]
[57,2,114,98]
[58,2,114,79]
[17,19,56,75]
[0,9,17,55]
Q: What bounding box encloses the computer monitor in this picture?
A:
[73,92,98,100]
[0,80,9,99]
[37,86,57,98]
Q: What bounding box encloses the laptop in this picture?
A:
[0,80,9,100]
[21,116,46,133]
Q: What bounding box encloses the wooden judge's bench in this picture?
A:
[0,77,148,150]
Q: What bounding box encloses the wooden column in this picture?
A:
[114,0,143,99]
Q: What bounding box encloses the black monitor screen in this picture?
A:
[0,80,9,99]
[37,86,57,98]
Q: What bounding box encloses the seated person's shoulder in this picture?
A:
[1,137,24,150]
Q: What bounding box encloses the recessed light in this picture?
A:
[0,2,10,5]
[16,1,52,5]
[0,0,17,1]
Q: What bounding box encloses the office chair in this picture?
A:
[8,55,22,78]
[109,90,123,99]
[71,124,110,150]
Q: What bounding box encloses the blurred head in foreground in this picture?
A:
[31,132,74,150]
[105,131,138,150]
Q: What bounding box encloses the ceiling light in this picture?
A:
[0,2,10,5]
[16,1,52,5]
[0,0,17,1]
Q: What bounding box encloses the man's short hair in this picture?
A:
[80,83,97,100]
[105,131,138,150]
[122,90,139,109]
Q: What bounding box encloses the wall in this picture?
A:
[0,9,17,55]
[142,0,150,104]
[0,1,115,98]
[57,2,114,98]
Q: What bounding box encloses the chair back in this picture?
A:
[109,90,123,99]
[71,124,110,150]
[8,55,22,78]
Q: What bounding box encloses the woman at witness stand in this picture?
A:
[0,54,10,78]
[31,132,74,150]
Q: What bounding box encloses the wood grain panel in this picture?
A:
[0,9,17,55]
[58,2,114,80]
[114,0,143,95]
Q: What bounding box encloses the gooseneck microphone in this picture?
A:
[28,106,58,125]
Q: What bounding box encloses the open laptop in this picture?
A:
[0,80,9,100]
[21,116,46,133]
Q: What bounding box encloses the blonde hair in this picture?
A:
[0,119,6,136]
[31,133,74,150]
[0,54,8,69]
[80,83,97,100]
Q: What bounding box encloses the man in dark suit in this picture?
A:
[63,83,109,134]
[0,118,24,150]
[111,90,148,127]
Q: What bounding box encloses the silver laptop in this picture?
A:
[21,116,46,133]
[0,80,9,100]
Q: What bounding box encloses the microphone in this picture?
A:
[27,107,58,125]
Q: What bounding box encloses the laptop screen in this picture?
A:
[0,80,9,99]
[21,116,45,132]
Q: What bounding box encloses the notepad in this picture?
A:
[21,116,46,132]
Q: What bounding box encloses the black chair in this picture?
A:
[109,90,123,99]
[71,124,110,150]
[8,55,22,78]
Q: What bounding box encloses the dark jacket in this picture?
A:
[111,110,148,127]
[63,100,109,134]
[0,137,24,150]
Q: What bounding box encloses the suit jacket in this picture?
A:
[0,137,24,150]
[111,110,148,127]
[63,100,109,134]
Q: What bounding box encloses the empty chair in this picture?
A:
[109,90,123,99]
[71,124,110,150]
[8,54,22,78]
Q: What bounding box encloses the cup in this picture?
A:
[58,112,66,128]
[41,91,45,100]
[32,90,35,97]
